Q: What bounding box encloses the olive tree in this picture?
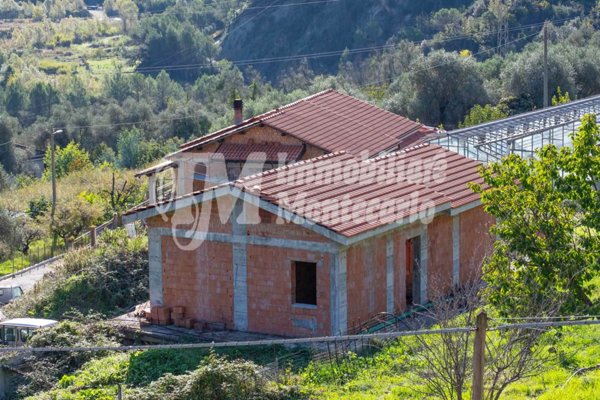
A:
[385,50,489,128]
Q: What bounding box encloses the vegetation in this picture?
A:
[471,114,600,316]
[14,319,122,398]
[4,228,148,319]
[27,351,307,400]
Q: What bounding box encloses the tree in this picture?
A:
[460,104,509,128]
[385,50,489,128]
[471,114,600,317]
[136,16,217,82]
[0,211,44,255]
[43,141,93,180]
[0,119,15,173]
[501,45,576,108]
[0,165,12,192]
[117,128,162,169]
[49,197,102,244]
[29,82,59,117]
[551,86,571,106]
[115,0,138,33]
[4,79,26,116]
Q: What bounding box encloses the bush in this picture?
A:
[43,141,93,180]
[16,319,121,398]
[130,353,308,400]
[4,228,149,319]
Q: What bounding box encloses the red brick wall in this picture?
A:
[427,214,453,299]
[162,237,234,327]
[145,196,494,336]
[460,205,495,284]
[346,236,388,330]
[246,246,331,337]
[146,198,235,234]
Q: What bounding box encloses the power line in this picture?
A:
[131,22,551,74]
[131,11,583,75]
[18,13,586,133]
[358,30,541,89]
[144,0,341,15]
[47,30,543,132]
[142,0,286,70]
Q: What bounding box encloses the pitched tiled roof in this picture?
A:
[126,145,483,240]
[235,144,483,237]
[213,143,304,162]
[179,90,430,157]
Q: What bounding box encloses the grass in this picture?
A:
[302,324,600,399]
[0,167,142,214]
[0,238,62,276]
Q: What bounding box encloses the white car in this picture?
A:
[0,318,58,345]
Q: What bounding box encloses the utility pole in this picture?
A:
[471,311,488,400]
[50,129,63,255]
[543,21,549,108]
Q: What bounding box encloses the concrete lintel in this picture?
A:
[151,228,339,253]
[449,200,481,216]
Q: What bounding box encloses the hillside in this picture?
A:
[221,0,596,80]
[220,0,474,78]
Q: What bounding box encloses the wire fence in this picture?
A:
[0,216,122,279]
[1,315,600,399]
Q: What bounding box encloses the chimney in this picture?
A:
[233,99,243,125]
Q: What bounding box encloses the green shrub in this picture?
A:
[17,319,121,398]
[130,353,308,400]
[4,228,148,319]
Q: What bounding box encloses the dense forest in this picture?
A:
[0,0,599,179]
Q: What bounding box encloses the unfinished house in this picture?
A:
[135,89,434,202]
[124,144,494,337]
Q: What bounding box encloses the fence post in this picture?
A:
[90,226,97,248]
[471,311,488,400]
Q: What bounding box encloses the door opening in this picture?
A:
[405,236,421,307]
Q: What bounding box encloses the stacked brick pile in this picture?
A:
[144,306,227,332]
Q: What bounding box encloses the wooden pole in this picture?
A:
[543,21,549,108]
[471,311,488,400]
[90,226,97,248]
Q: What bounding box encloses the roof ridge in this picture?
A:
[330,90,422,126]
[235,150,348,184]
[260,89,336,121]
[179,90,337,150]
[367,143,433,163]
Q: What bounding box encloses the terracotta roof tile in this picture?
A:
[127,145,483,238]
[178,90,431,157]
[213,143,304,162]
